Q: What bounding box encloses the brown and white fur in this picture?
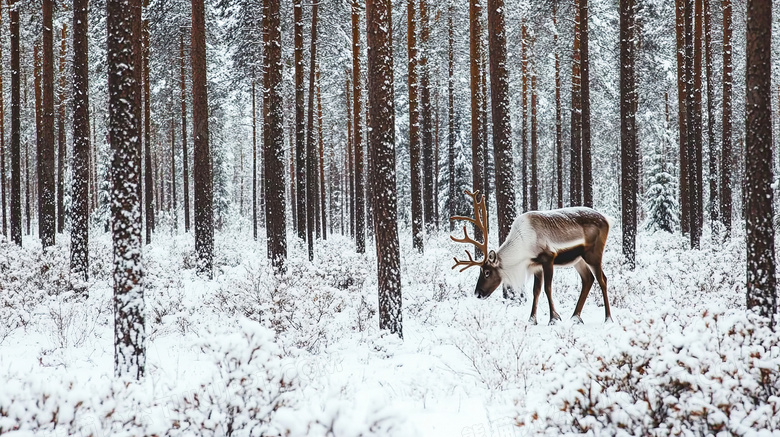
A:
[475,207,614,324]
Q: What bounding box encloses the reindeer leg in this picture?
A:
[572,259,594,324]
[543,262,561,325]
[529,272,542,325]
[590,264,613,323]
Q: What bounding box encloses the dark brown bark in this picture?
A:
[686,0,702,248]
[57,24,66,234]
[10,0,21,245]
[252,78,257,240]
[306,0,319,260]
[71,0,90,280]
[346,73,354,238]
[180,33,190,233]
[264,0,287,271]
[420,0,435,232]
[469,0,485,253]
[192,0,213,276]
[132,0,142,227]
[530,62,538,211]
[676,0,690,234]
[407,0,423,251]
[40,0,56,247]
[317,68,326,240]
[352,0,365,253]
[107,0,145,378]
[521,25,528,211]
[0,5,5,238]
[480,41,489,204]
[367,0,402,338]
[447,5,455,232]
[580,0,592,207]
[294,0,306,241]
[554,4,563,209]
[144,17,154,242]
[745,0,776,322]
[486,0,516,244]
[720,0,732,236]
[570,1,582,207]
[704,0,718,228]
[621,0,637,269]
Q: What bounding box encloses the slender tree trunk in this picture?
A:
[621,0,637,269]
[132,0,142,234]
[704,0,718,229]
[108,0,145,379]
[317,68,326,240]
[720,0,732,236]
[352,0,365,254]
[71,0,90,281]
[469,0,485,253]
[264,0,287,271]
[346,73,354,238]
[530,59,538,211]
[57,24,66,234]
[420,0,435,232]
[192,0,213,276]
[580,0,592,207]
[745,0,776,324]
[407,0,423,251]
[306,1,319,260]
[293,0,305,241]
[686,0,702,248]
[180,33,190,233]
[39,0,56,247]
[447,5,455,231]
[676,0,690,234]
[521,25,528,211]
[570,1,582,207]
[554,4,563,209]
[486,0,516,245]
[480,42,489,204]
[252,78,257,240]
[0,5,6,238]
[367,0,402,338]
[143,16,154,242]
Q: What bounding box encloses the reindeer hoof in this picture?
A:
[605,316,614,324]
[571,315,584,325]
[528,315,538,325]
[549,314,562,325]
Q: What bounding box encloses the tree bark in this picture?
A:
[580,0,592,207]
[469,0,485,254]
[720,0,732,236]
[554,4,563,209]
[317,68,326,240]
[352,0,365,254]
[192,0,213,276]
[40,0,56,248]
[252,78,257,240]
[306,0,319,260]
[745,0,775,323]
[180,33,190,233]
[407,0,423,251]
[366,0,402,338]
[447,5,455,232]
[486,0,516,245]
[71,0,90,281]
[346,73,354,237]
[108,0,145,378]
[530,58,538,211]
[293,0,306,241]
[420,0,435,232]
[704,0,717,229]
[621,0,637,269]
[143,16,154,242]
[0,5,6,238]
[264,0,287,272]
[521,24,528,211]
[686,0,702,248]
[11,0,20,245]
[570,2,582,207]
[57,24,66,234]
[676,0,690,234]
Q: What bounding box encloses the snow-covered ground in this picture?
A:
[1,221,778,436]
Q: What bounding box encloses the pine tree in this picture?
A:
[71,0,90,281]
[645,149,679,234]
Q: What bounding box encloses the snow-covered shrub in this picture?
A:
[523,311,780,436]
[644,150,678,233]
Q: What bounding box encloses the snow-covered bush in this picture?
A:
[523,311,780,436]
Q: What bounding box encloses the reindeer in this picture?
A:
[450,190,614,325]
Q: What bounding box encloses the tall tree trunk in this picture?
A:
[621,0,637,269]
[143,16,154,242]
[407,0,423,251]
[720,0,732,236]
[521,24,528,211]
[420,0,434,232]
[108,0,145,379]
[745,0,776,323]
[447,4,455,231]
[346,73,354,238]
[252,78,257,240]
[180,33,190,233]
[57,24,66,234]
[294,0,306,241]
[367,0,402,338]
[0,5,5,238]
[317,68,326,240]
[704,0,718,229]
[686,0,703,248]
[352,0,365,254]
[264,0,287,271]
[132,0,142,234]
[675,0,690,234]
[554,4,563,209]
[71,0,90,281]
[580,0,592,207]
[486,0,516,245]
[530,59,538,211]
[10,0,21,246]
[469,0,485,253]
[40,0,56,247]
[192,0,213,276]
[306,0,319,260]
[570,1,582,207]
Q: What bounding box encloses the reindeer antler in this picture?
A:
[449,190,489,271]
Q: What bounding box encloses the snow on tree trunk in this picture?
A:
[71,0,90,281]
[621,0,638,269]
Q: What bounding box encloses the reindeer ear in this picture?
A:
[487,250,497,264]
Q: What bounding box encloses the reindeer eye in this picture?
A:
[484,269,490,278]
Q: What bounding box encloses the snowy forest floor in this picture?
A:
[1,219,779,436]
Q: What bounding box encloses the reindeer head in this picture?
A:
[450,190,503,299]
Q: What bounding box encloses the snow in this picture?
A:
[0,223,778,435]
